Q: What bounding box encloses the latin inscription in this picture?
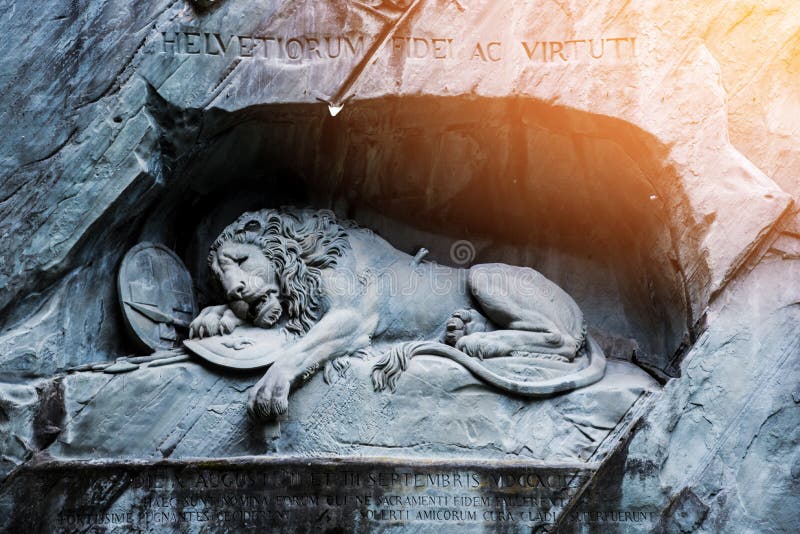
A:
[518,37,636,62]
[16,463,659,532]
[158,29,637,64]
[160,31,365,60]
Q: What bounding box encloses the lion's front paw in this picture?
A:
[247,368,291,420]
[189,305,243,338]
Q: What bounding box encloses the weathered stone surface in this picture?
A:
[1,0,798,531]
[0,381,41,481]
[45,357,654,463]
[565,224,800,532]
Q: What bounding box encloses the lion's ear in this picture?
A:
[243,219,261,232]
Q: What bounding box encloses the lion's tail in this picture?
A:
[371,337,606,397]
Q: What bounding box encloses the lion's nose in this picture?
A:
[227,282,245,300]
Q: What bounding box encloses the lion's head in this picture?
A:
[208,208,350,336]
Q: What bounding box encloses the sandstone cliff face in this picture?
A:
[0,1,798,532]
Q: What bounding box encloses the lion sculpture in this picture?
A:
[189,207,606,420]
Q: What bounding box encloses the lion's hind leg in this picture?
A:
[465,264,585,361]
[454,330,580,361]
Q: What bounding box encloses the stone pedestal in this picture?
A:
[2,358,657,531]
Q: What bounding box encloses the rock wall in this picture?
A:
[0,0,798,532]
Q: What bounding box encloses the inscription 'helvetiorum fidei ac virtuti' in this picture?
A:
[159,30,637,64]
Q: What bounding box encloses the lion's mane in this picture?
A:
[208,207,350,336]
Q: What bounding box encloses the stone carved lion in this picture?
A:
[189,208,606,420]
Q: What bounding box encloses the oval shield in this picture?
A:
[117,242,197,352]
[183,325,288,370]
